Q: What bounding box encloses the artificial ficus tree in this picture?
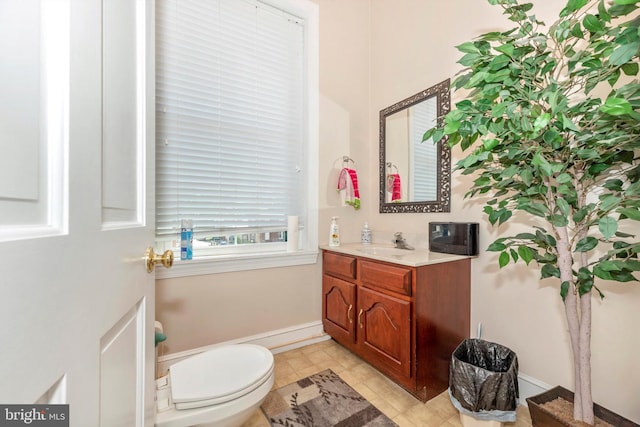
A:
[424,0,640,424]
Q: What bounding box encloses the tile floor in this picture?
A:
[241,338,532,427]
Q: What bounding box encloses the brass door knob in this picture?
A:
[145,247,174,273]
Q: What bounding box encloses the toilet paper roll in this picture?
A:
[287,216,299,252]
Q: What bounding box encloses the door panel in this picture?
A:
[100,301,146,427]
[0,0,156,426]
[102,0,146,226]
[322,275,356,344]
[358,286,411,378]
[0,0,67,237]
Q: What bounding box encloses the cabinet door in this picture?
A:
[322,275,356,344]
[358,286,411,379]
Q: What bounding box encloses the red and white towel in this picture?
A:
[387,174,401,202]
[337,168,360,210]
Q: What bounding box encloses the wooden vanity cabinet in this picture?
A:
[322,249,470,402]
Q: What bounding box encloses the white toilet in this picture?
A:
[155,344,275,427]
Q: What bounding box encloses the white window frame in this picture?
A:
[155,0,319,279]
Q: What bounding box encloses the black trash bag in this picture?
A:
[449,338,519,413]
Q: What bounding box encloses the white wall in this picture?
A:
[155,1,640,422]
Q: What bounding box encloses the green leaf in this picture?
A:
[576,236,598,252]
[550,214,569,227]
[543,129,561,144]
[520,201,548,217]
[621,62,639,76]
[518,246,535,265]
[601,97,633,115]
[618,208,640,220]
[573,207,590,223]
[499,251,511,268]
[487,241,507,252]
[597,260,622,272]
[561,114,579,131]
[498,209,513,225]
[610,41,640,66]
[483,138,499,150]
[459,52,481,67]
[488,54,511,70]
[598,0,611,22]
[560,281,570,300]
[541,264,561,279]
[599,216,618,239]
[583,14,604,33]
[576,148,600,160]
[510,248,519,263]
[603,179,624,191]
[556,198,571,216]
[566,0,589,13]
[533,113,551,131]
[609,270,638,282]
[594,265,613,280]
[609,3,638,17]
[556,173,573,184]
[600,194,621,212]
[520,169,533,186]
[532,152,553,176]
[456,42,479,53]
[495,43,515,56]
[515,232,537,240]
[577,269,594,295]
[613,0,640,5]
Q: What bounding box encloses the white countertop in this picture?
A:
[319,243,471,267]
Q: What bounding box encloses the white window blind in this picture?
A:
[409,97,438,201]
[156,0,306,243]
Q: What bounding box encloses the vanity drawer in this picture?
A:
[323,251,357,280]
[360,260,412,296]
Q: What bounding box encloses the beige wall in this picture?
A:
[156,1,640,422]
[369,1,639,422]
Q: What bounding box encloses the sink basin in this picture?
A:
[356,246,413,256]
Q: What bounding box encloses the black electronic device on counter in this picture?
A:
[429,222,479,256]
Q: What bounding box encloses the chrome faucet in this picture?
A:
[392,232,414,250]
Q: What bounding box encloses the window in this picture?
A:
[155,0,318,278]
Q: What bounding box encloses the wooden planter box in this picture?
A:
[526,386,639,427]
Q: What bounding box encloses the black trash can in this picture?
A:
[449,338,519,421]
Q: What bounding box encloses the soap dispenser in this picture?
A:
[329,217,340,247]
[361,222,371,244]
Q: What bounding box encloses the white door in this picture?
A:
[0,0,160,426]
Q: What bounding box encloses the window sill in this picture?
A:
[154,249,319,279]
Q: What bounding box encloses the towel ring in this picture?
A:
[386,162,399,174]
[343,156,356,167]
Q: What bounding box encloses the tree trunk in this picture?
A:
[579,290,594,424]
[574,170,594,424]
[554,225,585,422]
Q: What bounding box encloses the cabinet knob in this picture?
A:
[358,309,364,329]
[348,305,353,324]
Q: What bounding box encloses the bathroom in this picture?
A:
[0,0,638,425]
[154,0,640,424]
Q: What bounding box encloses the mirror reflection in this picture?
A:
[379,79,451,213]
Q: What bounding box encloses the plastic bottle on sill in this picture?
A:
[180,219,193,260]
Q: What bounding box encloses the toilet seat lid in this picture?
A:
[169,344,274,407]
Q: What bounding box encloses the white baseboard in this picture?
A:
[518,372,551,406]
[156,320,550,406]
[156,321,329,374]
